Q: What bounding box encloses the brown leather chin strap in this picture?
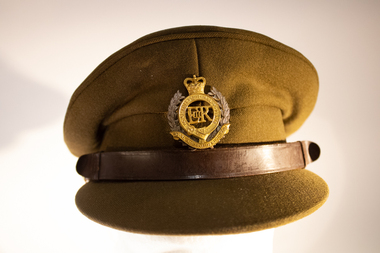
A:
[76,141,320,181]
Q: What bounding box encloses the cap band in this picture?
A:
[76,141,320,181]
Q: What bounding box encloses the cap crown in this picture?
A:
[64,26,318,156]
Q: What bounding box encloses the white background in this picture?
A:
[0,0,379,252]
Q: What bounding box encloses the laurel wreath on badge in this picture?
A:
[167,75,230,149]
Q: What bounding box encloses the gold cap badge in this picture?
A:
[168,75,230,149]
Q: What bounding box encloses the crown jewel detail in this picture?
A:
[183,75,206,95]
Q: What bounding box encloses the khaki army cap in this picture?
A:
[64,26,328,235]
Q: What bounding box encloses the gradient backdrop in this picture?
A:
[0,0,379,252]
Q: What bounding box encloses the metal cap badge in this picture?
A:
[168,76,230,149]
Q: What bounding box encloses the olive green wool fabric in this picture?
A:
[64,25,319,157]
[76,170,327,235]
[64,26,328,235]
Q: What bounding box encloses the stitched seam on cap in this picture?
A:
[193,39,200,76]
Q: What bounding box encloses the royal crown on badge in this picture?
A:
[168,75,230,149]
